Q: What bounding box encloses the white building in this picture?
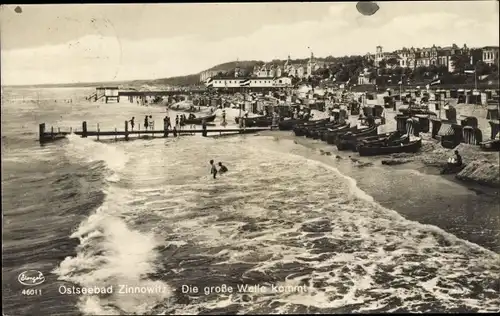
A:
[206,77,292,90]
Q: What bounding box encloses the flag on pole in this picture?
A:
[205,77,213,88]
[240,78,251,87]
[429,78,441,86]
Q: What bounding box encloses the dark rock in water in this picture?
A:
[356,1,380,16]
[335,155,342,159]
[325,151,332,156]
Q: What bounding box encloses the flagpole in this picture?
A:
[399,75,402,109]
[475,70,477,91]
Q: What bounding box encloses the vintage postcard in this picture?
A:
[1,2,499,315]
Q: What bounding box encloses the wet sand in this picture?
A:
[258,130,500,253]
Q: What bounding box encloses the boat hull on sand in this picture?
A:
[335,126,379,151]
[325,125,357,144]
[184,114,216,125]
[480,139,500,152]
[358,137,422,156]
[293,119,331,137]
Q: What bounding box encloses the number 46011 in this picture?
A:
[21,289,42,296]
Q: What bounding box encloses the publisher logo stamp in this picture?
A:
[18,270,45,286]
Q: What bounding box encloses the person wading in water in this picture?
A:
[218,162,228,174]
[209,160,217,179]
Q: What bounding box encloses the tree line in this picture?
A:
[208,54,498,87]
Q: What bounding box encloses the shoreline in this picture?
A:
[259,130,499,193]
[257,130,500,252]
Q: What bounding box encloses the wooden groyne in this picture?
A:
[38,121,271,144]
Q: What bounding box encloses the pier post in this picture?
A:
[70,127,73,134]
[115,128,117,141]
[125,120,129,141]
[82,121,88,138]
[138,124,141,138]
[39,123,45,143]
[97,124,100,141]
[51,126,54,139]
[58,127,61,134]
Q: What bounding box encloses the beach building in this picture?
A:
[91,86,119,103]
[374,43,477,72]
[482,46,499,65]
[252,52,323,79]
[207,76,292,91]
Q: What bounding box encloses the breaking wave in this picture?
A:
[54,135,500,314]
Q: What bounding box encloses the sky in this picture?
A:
[1,1,499,85]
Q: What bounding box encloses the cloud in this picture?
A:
[1,2,498,85]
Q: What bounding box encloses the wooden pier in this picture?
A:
[38,121,272,144]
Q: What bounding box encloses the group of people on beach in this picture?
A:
[209,160,228,179]
[128,113,198,132]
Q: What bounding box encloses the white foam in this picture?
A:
[55,134,172,314]
[65,133,128,181]
[56,132,500,314]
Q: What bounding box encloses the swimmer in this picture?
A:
[218,162,228,174]
[209,160,217,179]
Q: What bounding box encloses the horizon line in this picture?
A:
[3,42,499,87]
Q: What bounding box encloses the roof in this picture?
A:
[438,123,455,136]
[482,46,500,50]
